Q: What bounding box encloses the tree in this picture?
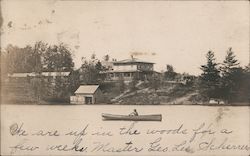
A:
[95,61,105,71]
[164,64,177,80]
[95,61,107,81]
[5,44,41,73]
[69,70,80,93]
[4,42,74,73]
[32,41,47,73]
[221,48,240,73]
[91,53,96,60]
[220,48,241,102]
[1,49,8,79]
[3,42,76,103]
[79,60,98,84]
[199,51,221,100]
[166,64,174,72]
[239,68,250,103]
[103,54,110,61]
[79,58,106,84]
[42,43,74,72]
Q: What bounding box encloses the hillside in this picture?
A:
[107,81,200,105]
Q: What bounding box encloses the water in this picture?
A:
[1,104,249,155]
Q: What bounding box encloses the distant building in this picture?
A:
[70,85,104,104]
[7,72,71,84]
[101,57,156,81]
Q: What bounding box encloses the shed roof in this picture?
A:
[75,85,99,94]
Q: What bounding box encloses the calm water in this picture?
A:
[1,104,250,156]
[1,104,250,124]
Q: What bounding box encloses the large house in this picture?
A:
[101,57,156,81]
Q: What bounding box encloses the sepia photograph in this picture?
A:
[0,0,249,155]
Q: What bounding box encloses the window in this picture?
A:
[124,73,130,77]
[115,73,120,77]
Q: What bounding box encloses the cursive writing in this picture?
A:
[65,124,88,144]
[189,123,216,143]
[47,138,88,152]
[119,122,141,135]
[147,124,187,135]
[9,123,28,136]
[91,141,143,153]
[199,137,250,151]
[9,139,39,154]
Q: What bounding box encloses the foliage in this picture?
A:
[103,54,110,61]
[69,70,80,93]
[199,51,221,100]
[4,44,42,73]
[129,76,138,92]
[42,43,74,72]
[148,73,161,92]
[118,76,126,93]
[164,64,177,80]
[199,48,250,103]
[30,75,49,103]
[4,42,74,73]
[221,48,240,73]
[164,65,177,81]
[3,42,75,103]
[220,48,242,102]
[79,55,106,84]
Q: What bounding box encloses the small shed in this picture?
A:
[70,85,104,104]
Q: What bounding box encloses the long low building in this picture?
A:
[7,72,71,82]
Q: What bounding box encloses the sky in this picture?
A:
[1,0,249,75]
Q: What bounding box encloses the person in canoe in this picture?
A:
[129,109,138,116]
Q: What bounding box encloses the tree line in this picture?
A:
[1,42,249,104]
[1,41,74,73]
[161,48,250,104]
[1,41,109,103]
[199,48,250,103]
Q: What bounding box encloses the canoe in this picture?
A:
[102,113,162,121]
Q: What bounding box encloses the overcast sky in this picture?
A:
[1,0,249,75]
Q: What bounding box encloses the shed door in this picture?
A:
[85,97,92,104]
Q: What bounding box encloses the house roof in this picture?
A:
[75,85,99,94]
[113,58,154,64]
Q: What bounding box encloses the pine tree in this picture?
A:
[220,48,241,103]
[221,47,240,76]
[199,51,221,100]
